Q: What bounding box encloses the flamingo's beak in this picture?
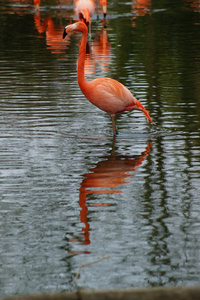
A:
[63,23,80,40]
[63,28,67,39]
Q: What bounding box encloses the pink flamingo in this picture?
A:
[63,21,153,135]
[75,0,95,35]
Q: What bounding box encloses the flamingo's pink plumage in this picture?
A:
[63,21,153,135]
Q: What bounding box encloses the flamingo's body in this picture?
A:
[75,0,95,26]
[63,21,153,135]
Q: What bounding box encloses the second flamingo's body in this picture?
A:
[75,0,95,26]
[63,21,153,135]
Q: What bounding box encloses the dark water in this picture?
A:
[0,0,200,296]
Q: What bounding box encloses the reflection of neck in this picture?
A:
[77,28,90,94]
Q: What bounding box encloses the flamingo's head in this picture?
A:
[63,21,87,39]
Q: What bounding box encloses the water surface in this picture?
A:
[0,0,200,296]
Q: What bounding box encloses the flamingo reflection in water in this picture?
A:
[83,22,111,76]
[34,0,74,55]
[183,0,200,12]
[132,0,151,27]
[34,11,71,55]
[34,0,41,11]
[69,141,152,255]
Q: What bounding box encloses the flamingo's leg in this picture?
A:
[111,114,118,136]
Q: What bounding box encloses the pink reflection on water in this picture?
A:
[84,23,111,76]
[132,0,151,27]
[183,0,200,12]
[73,141,152,251]
[34,12,71,55]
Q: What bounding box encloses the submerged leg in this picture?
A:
[88,23,92,39]
[111,114,118,136]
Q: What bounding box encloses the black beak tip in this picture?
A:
[63,29,67,39]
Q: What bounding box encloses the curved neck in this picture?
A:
[77,28,90,93]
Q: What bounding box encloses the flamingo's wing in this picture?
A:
[87,78,139,114]
[87,78,153,123]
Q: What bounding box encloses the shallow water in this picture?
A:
[0,0,200,296]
